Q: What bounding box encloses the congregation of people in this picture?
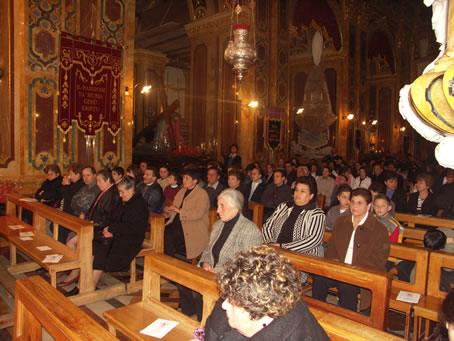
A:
[31,143,454,339]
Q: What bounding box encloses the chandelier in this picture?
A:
[224,1,257,82]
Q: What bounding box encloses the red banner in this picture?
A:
[58,32,122,136]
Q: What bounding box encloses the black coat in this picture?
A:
[97,192,148,272]
[87,185,120,230]
[35,176,63,207]
[137,181,164,214]
[61,178,85,215]
[204,183,226,208]
[407,191,438,216]
[204,299,330,341]
[223,154,242,172]
[436,183,454,219]
[390,187,407,213]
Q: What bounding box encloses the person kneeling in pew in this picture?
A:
[312,188,390,313]
[200,245,329,340]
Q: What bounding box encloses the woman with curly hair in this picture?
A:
[203,245,329,340]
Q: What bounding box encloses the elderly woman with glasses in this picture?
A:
[181,188,263,321]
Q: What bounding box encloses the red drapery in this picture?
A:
[58,32,122,136]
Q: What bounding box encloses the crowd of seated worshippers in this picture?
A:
[28,151,454,310]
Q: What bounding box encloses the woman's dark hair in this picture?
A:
[97,168,114,184]
[351,188,372,204]
[169,172,182,186]
[126,164,141,181]
[68,162,84,176]
[424,229,447,250]
[183,168,201,182]
[228,169,243,182]
[383,171,398,182]
[44,164,61,176]
[294,176,317,203]
[229,143,239,153]
[117,176,136,191]
[273,168,285,178]
[416,173,433,188]
[359,166,369,177]
[112,166,124,177]
[369,181,386,194]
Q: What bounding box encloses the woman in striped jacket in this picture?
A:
[262,176,326,258]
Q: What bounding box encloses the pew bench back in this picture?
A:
[278,247,392,330]
[14,276,117,340]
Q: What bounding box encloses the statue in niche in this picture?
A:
[291,30,337,159]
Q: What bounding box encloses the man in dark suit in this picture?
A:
[137,166,164,214]
[203,167,225,208]
[243,166,266,220]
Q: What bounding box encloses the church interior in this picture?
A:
[1,0,454,340]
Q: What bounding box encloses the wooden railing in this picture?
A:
[14,276,117,340]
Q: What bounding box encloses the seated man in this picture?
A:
[204,245,329,340]
[312,188,390,313]
[137,166,164,214]
[261,169,293,222]
[203,167,225,208]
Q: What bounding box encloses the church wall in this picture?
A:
[0,0,135,199]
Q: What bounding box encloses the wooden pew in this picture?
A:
[0,265,16,329]
[3,193,94,296]
[128,212,166,292]
[309,307,403,341]
[104,251,219,339]
[387,243,430,339]
[277,247,392,330]
[323,231,431,337]
[395,212,454,229]
[248,201,264,228]
[14,275,117,340]
[317,194,326,211]
[413,250,454,341]
[208,208,218,233]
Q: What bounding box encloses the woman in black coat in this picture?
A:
[64,175,148,297]
[92,175,148,276]
[223,144,242,172]
[407,173,438,216]
[35,164,63,208]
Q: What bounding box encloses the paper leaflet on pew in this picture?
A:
[43,254,63,263]
[140,318,179,338]
[396,290,421,304]
[19,231,34,237]
[9,225,25,230]
[36,246,52,251]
